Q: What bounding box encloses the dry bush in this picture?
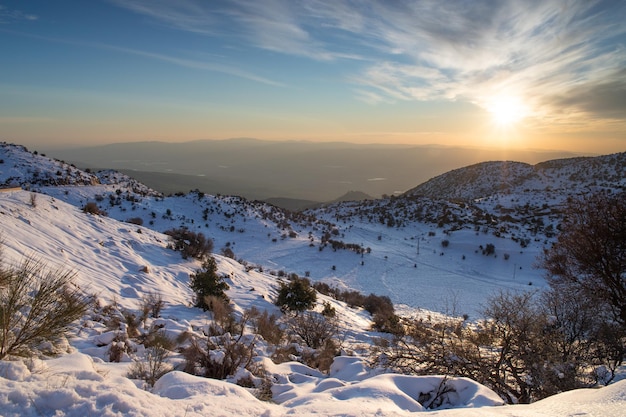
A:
[107,333,134,363]
[372,289,618,404]
[541,191,626,327]
[287,311,339,349]
[0,257,88,359]
[126,217,144,226]
[122,309,142,338]
[128,331,174,387]
[204,295,240,335]
[165,228,213,260]
[182,305,257,380]
[249,307,284,346]
[301,339,340,373]
[271,344,299,364]
[255,373,274,402]
[182,332,257,380]
[82,201,106,216]
[139,291,165,320]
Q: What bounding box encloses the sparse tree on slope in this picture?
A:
[275,276,316,314]
[189,256,229,311]
[540,191,626,328]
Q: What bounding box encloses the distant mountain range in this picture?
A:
[41,138,581,205]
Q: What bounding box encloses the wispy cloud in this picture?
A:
[347,1,626,120]
[104,44,287,87]
[1,28,285,87]
[109,0,626,122]
[107,0,217,35]
[0,5,38,24]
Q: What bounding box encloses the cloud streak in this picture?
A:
[1,28,285,87]
[104,44,287,87]
[110,0,626,123]
[0,5,38,24]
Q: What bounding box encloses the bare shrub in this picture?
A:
[541,191,626,327]
[301,339,340,373]
[287,311,339,350]
[126,217,143,226]
[182,306,258,380]
[182,332,256,380]
[271,344,299,364]
[82,201,106,216]
[122,309,142,338]
[165,228,213,260]
[255,373,274,402]
[107,333,133,363]
[249,307,284,346]
[128,331,174,387]
[419,376,457,409]
[29,193,37,208]
[372,290,608,404]
[204,295,239,335]
[140,291,165,320]
[221,247,235,259]
[0,257,88,359]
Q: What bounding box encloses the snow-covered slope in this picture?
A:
[0,142,100,187]
[3,143,621,316]
[1,143,625,416]
[0,190,623,416]
[405,152,626,201]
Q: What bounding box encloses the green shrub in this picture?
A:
[189,257,229,311]
[275,276,316,314]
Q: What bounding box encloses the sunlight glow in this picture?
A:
[486,95,530,128]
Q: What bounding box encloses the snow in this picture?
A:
[1,143,625,416]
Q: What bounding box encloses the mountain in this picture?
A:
[1,142,625,416]
[405,153,626,200]
[41,138,580,202]
[5,142,626,316]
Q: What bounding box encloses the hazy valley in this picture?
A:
[44,139,579,206]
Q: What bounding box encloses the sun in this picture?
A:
[485,94,529,128]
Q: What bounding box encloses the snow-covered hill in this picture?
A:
[4,143,626,316]
[405,152,626,201]
[1,142,625,415]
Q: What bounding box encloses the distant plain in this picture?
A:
[45,139,578,206]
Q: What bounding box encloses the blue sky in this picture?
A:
[1,0,625,153]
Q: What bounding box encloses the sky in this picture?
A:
[1,0,625,153]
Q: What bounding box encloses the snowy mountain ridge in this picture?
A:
[405,152,626,201]
[1,142,625,416]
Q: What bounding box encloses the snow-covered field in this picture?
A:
[1,190,625,416]
[1,143,625,416]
